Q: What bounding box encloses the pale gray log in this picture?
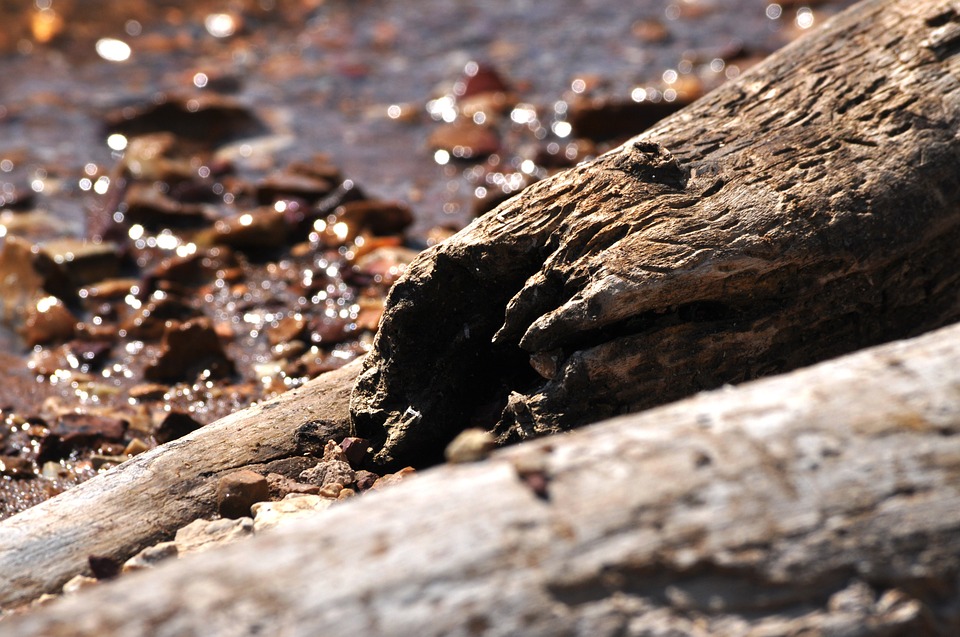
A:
[0,359,360,609]
[4,320,960,635]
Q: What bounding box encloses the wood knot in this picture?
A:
[610,141,686,189]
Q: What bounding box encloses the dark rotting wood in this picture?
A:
[351,0,960,469]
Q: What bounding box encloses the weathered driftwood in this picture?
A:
[351,0,960,468]
[6,320,960,636]
[0,360,360,609]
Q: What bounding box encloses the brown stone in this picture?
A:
[154,411,204,444]
[428,120,500,160]
[144,318,235,383]
[216,469,269,519]
[21,297,77,347]
[32,238,122,299]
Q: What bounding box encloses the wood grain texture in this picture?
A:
[5,321,960,636]
[0,359,360,609]
[351,0,960,468]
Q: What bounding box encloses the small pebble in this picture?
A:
[216,469,270,519]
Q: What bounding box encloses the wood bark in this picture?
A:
[5,320,960,636]
[351,0,960,469]
[0,359,360,609]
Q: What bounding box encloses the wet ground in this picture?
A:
[0,0,856,518]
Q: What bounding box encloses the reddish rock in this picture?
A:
[22,297,77,347]
[455,62,512,100]
[428,120,500,160]
[0,455,36,478]
[334,200,414,237]
[144,317,235,383]
[370,466,416,490]
[216,469,269,519]
[339,437,370,468]
[32,238,122,298]
[266,315,307,347]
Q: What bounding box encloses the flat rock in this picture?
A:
[251,494,334,533]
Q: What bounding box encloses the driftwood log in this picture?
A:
[5,320,960,636]
[0,360,360,609]
[2,0,960,625]
[351,0,960,469]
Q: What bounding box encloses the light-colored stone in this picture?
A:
[60,575,97,596]
[173,517,254,556]
[444,428,496,463]
[252,494,334,533]
[122,542,179,573]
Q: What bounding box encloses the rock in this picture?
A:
[339,437,370,468]
[631,18,671,43]
[154,411,204,444]
[32,238,122,298]
[251,494,334,533]
[0,455,36,478]
[216,469,270,519]
[195,208,288,251]
[444,428,496,463]
[317,483,343,498]
[123,182,210,230]
[428,120,500,160]
[61,575,97,596]
[256,171,335,205]
[36,413,129,464]
[455,62,512,100]
[263,456,319,479]
[64,339,112,372]
[355,246,420,286]
[122,542,178,573]
[266,314,307,347]
[21,296,77,347]
[173,517,254,555]
[103,93,268,148]
[265,473,320,499]
[353,470,379,491]
[567,93,695,141]
[298,459,355,488]
[121,292,202,340]
[121,133,198,182]
[87,555,121,580]
[454,62,517,116]
[0,236,45,328]
[369,466,416,491]
[127,383,169,402]
[122,438,150,457]
[334,200,414,237]
[145,247,239,289]
[144,317,235,383]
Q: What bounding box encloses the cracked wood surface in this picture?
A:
[5,321,960,636]
[351,0,960,469]
[0,360,360,609]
